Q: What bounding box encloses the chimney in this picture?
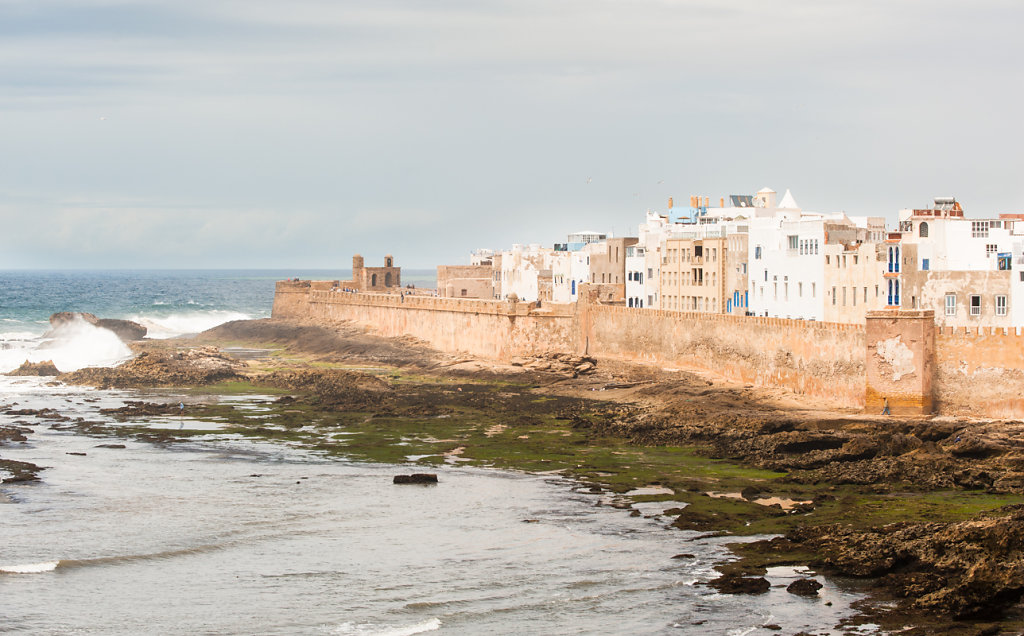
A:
[668,196,673,209]
[720,197,725,208]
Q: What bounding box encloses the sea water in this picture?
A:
[0,269,436,372]
[0,271,871,634]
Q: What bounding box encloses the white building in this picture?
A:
[499,244,556,302]
[746,191,887,322]
[894,198,1024,327]
[625,245,647,308]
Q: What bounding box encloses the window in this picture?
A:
[922,258,930,271]
[970,295,981,316]
[798,282,803,297]
[832,286,836,305]
[812,283,816,297]
[887,246,901,273]
[996,295,1007,316]
[987,244,998,256]
[972,221,989,238]
[919,222,929,237]
[825,255,830,265]
[755,246,761,259]
[788,235,798,250]
[887,279,901,306]
[945,294,956,316]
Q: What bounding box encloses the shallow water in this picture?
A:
[0,377,872,635]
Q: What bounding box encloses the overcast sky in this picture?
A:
[1,0,1021,268]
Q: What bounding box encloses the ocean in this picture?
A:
[0,269,437,373]
[0,271,869,635]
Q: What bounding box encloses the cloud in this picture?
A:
[0,0,1022,267]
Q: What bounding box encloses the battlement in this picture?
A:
[590,304,865,334]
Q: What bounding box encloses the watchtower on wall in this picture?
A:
[342,254,401,292]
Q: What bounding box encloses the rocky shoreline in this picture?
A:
[5,317,1024,633]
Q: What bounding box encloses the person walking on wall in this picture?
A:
[881,397,890,416]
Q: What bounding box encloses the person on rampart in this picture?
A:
[881,397,890,416]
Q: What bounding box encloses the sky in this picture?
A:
[1,0,1022,269]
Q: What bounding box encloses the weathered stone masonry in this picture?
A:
[274,281,1024,417]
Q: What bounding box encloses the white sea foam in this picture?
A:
[332,618,441,636]
[0,317,132,373]
[0,331,41,341]
[0,561,60,574]
[126,311,252,339]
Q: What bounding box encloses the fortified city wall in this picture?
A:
[935,327,1024,418]
[272,281,1024,417]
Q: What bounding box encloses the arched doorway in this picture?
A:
[371,274,377,287]
[385,272,392,287]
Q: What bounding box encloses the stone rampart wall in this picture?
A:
[935,328,1024,418]
[273,281,1024,416]
[299,289,575,359]
[583,305,866,408]
[275,283,867,408]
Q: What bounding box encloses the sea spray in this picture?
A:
[125,310,252,339]
[0,317,131,373]
[0,561,60,574]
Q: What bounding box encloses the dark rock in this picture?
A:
[49,311,99,327]
[48,312,147,341]
[95,444,126,449]
[6,360,60,376]
[671,553,696,559]
[101,401,184,418]
[763,625,782,631]
[393,473,438,484]
[0,459,43,483]
[787,578,823,596]
[708,573,770,594]
[59,347,245,389]
[66,452,87,456]
[0,425,31,444]
[95,318,147,341]
[741,485,768,500]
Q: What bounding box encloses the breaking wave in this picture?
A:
[126,310,252,339]
[0,561,60,574]
[0,317,131,374]
[332,618,442,636]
